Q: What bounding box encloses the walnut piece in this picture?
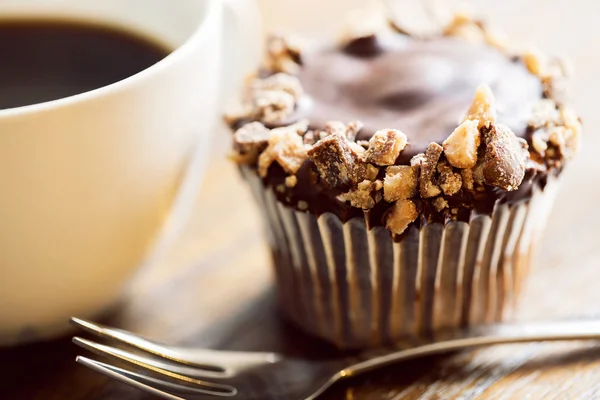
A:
[364,129,408,166]
[481,124,528,191]
[383,165,419,202]
[258,126,308,177]
[385,199,418,236]
[443,119,481,169]
[307,132,370,189]
[232,122,271,164]
[463,84,497,129]
[417,143,443,198]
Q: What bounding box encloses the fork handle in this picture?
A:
[344,319,600,377]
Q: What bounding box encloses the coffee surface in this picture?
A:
[0,19,170,110]
[295,34,542,157]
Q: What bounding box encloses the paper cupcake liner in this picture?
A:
[241,168,560,348]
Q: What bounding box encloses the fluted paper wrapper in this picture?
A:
[242,168,560,348]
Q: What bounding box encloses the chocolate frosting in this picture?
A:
[294,34,542,158]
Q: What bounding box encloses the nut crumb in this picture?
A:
[252,90,295,124]
[438,162,463,196]
[444,14,485,43]
[560,107,582,155]
[548,126,566,149]
[264,35,302,74]
[285,175,298,188]
[252,73,304,100]
[385,199,418,236]
[523,50,546,77]
[443,119,481,169]
[232,122,271,164]
[531,130,549,155]
[303,131,316,145]
[529,99,560,128]
[383,165,419,202]
[297,200,308,211]
[463,84,497,129]
[338,180,380,209]
[417,143,443,198]
[365,129,408,166]
[432,197,449,212]
[461,169,475,190]
[258,126,307,177]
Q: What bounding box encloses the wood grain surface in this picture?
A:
[3,0,600,399]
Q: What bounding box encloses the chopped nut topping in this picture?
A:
[258,126,308,177]
[364,129,408,166]
[323,121,346,136]
[463,84,497,129]
[432,197,449,212]
[345,120,364,141]
[365,164,380,181]
[481,124,527,191]
[438,161,463,196]
[264,35,302,74]
[383,165,419,202]
[252,73,304,100]
[321,120,364,142]
[417,143,443,198]
[531,129,549,156]
[542,75,569,105]
[461,169,475,190]
[338,180,381,209]
[307,132,370,189]
[443,119,481,168]
[297,200,308,211]
[285,175,298,188]
[303,131,316,145]
[385,199,418,236]
[548,126,567,149]
[252,90,295,124]
[349,141,367,156]
[232,122,271,164]
[523,50,546,77]
[560,107,583,155]
[444,14,485,43]
[529,99,560,128]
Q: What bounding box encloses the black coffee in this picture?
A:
[0,19,171,110]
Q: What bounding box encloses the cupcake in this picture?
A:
[226,15,581,349]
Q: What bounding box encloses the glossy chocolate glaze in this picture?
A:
[254,35,551,232]
[293,34,542,158]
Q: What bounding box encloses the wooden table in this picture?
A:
[4,1,600,398]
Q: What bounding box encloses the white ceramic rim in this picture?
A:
[0,0,219,119]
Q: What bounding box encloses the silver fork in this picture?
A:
[72,317,600,399]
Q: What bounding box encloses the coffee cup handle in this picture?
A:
[219,0,264,103]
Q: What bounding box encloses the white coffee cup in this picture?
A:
[0,0,262,345]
